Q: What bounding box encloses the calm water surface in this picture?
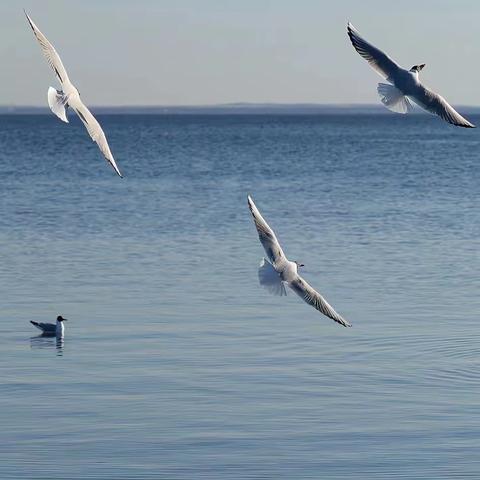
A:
[1,113,480,479]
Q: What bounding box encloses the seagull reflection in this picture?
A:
[30,334,64,356]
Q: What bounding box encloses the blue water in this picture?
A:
[1,113,480,479]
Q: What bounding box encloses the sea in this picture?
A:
[1,112,479,479]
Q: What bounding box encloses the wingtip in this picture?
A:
[346,22,356,43]
[24,9,32,23]
[456,121,475,129]
[337,316,352,327]
[112,165,123,178]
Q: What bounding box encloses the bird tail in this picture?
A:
[30,321,42,330]
[258,258,287,296]
[47,87,69,123]
[377,83,413,114]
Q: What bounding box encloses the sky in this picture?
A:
[1,0,479,106]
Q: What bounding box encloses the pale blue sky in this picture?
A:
[1,0,479,106]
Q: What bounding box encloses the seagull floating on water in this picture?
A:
[347,22,475,128]
[31,315,68,337]
[24,11,123,177]
[248,195,351,327]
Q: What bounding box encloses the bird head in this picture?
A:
[409,64,426,73]
[56,315,68,322]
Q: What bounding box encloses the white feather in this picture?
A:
[377,83,413,114]
[25,11,124,176]
[348,22,475,128]
[249,196,351,327]
[47,87,69,123]
[258,258,287,296]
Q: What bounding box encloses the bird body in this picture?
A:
[248,195,351,327]
[392,70,419,95]
[30,316,68,337]
[276,259,299,284]
[24,11,123,177]
[347,22,475,128]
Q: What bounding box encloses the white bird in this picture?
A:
[30,315,68,337]
[247,196,351,327]
[25,11,123,177]
[347,22,475,128]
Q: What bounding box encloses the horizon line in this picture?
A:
[1,102,479,115]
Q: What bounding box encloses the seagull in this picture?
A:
[247,195,351,327]
[30,315,68,337]
[347,22,475,128]
[24,11,123,177]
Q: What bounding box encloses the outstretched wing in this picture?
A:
[410,85,475,128]
[70,99,123,177]
[289,275,351,327]
[347,22,401,81]
[248,195,285,265]
[25,11,70,86]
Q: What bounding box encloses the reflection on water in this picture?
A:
[30,334,64,356]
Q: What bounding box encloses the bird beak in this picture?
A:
[63,318,68,321]
[299,264,305,267]
[418,64,426,71]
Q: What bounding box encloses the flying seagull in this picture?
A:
[31,315,68,336]
[24,11,123,177]
[347,22,475,128]
[248,195,351,327]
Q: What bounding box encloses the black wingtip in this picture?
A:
[346,22,356,46]
[456,121,476,129]
[24,9,35,31]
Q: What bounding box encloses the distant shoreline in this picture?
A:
[1,103,479,115]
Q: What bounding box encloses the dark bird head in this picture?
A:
[56,315,68,322]
[294,261,305,268]
[410,64,426,73]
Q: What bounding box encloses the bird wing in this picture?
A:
[347,22,401,81]
[24,11,70,86]
[288,275,351,327]
[248,195,286,265]
[410,85,475,128]
[69,98,123,177]
[31,321,56,332]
